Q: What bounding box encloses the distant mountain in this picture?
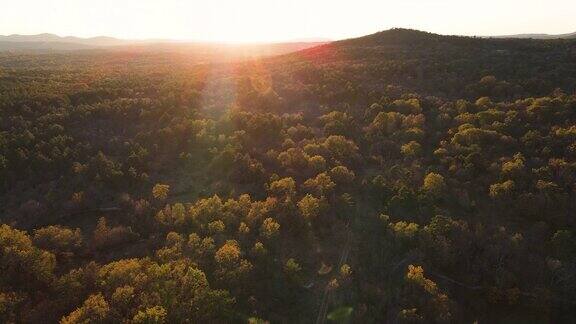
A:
[488,31,576,39]
[0,41,94,51]
[0,33,64,43]
[0,33,145,47]
[0,33,326,54]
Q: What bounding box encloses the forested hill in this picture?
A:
[272,28,576,101]
[1,29,576,323]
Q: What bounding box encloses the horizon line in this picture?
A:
[1,27,575,44]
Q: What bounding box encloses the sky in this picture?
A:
[1,0,575,42]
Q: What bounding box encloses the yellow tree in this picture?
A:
[152,184,170,200]
[261,218,280,239]
[297,194,322,220]
[423,173,446,196]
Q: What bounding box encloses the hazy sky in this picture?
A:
[1,0,575,42]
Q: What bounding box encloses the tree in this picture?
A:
[278,148,309,171]
[423,172,446,196]
[215,240,253,284]
[187,233,212,260]
[308,155,327,173]
[340,264,352,278]
[284,258,302,276]
[189,195,224,224]
[401,141,422,157]
[110,285,135,313]
[155,203,187,227]
[215,240,241,265]
[132,306,167,324]
[406,265,437,295]
[303,173,335,196]
[33,225,83,256]
[405,265,452,322]
[322,135,359,162]
[261,218,280,239]
[268,177,296,200]
[0,291,24,323]
[320,111,355,136]
[501,153,525,176]
[238,222,250,236]
[391,221,420,239]
[152,184,170,200]
[60,293,110,324]
[329,166,355,185]
[397,308,423,322]
[0,224,55,290]
[208,220,225,235]
[489,180,515,199]
[297,195,322,220]
[252,242,267,257]
[367,111,405,137]
[92,218,137,250]
[89,152,124,186]
[96,258,234,322]
[393,98,422,114]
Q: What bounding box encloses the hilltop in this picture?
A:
[274,28,576,101]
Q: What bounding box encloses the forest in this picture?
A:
[1,28,576,323]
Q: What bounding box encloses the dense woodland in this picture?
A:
[1,29,576,323]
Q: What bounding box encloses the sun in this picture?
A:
[185,1,304,43]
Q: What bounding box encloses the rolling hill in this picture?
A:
[269,28,576,101]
